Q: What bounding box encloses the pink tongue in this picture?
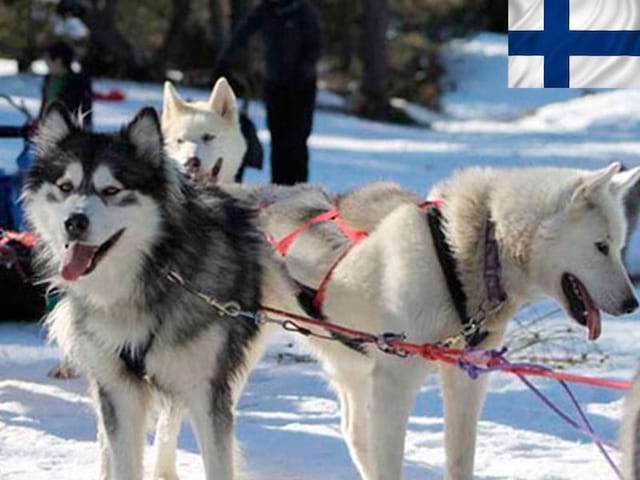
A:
[60,243,98,282]
[587,309,602,341]
[577,281,602,341]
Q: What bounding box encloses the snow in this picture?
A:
[2,33,640,479]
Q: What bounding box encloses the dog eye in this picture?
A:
[595,241,609,256]
[57,182,73,193]
[202,133,215,143]
[101,186,121,197]
[176,138,184,144]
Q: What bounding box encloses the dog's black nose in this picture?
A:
[185,157,201,172]
[622,297,639,314]
[65,213,90,240]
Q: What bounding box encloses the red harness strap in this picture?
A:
[0,230,38,282]
[1,230,37,248]
[273,208,341,257]
[270,200,442,314]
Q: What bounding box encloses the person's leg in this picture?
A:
[283,81,317,184]
[265,84,289,184]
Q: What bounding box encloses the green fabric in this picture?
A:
[46,75,68,104]
[45,291,62,313]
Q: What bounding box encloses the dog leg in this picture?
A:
[338,359,424,480]
[439,330,506,480]
[94,381,148,480]
[439,363,488,480]
[336,380,374,479]
[364,360,426,480]
[153,400,184,480]
[187,386,235,480]
[96,419,111,480]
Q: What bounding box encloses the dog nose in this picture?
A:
[185,157,201,172]
[622,297,639,314]
[65,213,90,240]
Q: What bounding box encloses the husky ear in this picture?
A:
[126,107,164,165]
[208,77,238,122]
[162,81,187,123]
[36,102,76,151]
[611,166,640,198]
[570,162,622,208]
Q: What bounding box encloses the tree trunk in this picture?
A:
[485,0,507,32]
[209,0,230,57]
[227,0,254,96]
[338,1,357,72]
[156,0,193,67]
[359,0,389,119]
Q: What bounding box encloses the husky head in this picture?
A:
[23,103,178,305]
[528,162,640,340]
[162,78,246,184]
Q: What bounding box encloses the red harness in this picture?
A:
[0,230,38,282]
[269,200,443,314]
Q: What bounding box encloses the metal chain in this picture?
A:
[438,298,506,347]
[166,271,382,346]
[166,270,503,358]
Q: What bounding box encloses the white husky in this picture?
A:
[254,163,640,479]
[162,78,246,183]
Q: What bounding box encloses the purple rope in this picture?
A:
[557,377,622,479]
[456,348,622,479]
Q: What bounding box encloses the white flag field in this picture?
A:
[509,0,640,88]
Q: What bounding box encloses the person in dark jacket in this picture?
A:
[216,0,322,185]
[40,41,93,128]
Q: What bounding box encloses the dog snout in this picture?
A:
[622,296,639,315]
[64,213,90,240]
[185,156,201,173]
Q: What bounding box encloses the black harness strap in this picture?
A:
[426,205,489,347]
[296,281,368,354]
[119,334,155,380]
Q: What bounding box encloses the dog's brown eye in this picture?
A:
[101,186,121,197]
[176,138,184,144]
[58,182,73,193]
[202,133,215,143]
[595,241,609,256]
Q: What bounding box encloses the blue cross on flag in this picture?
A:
[509,0,640,88]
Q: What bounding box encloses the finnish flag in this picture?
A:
[509,0,640,88]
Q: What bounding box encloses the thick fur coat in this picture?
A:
[22,103,297,480]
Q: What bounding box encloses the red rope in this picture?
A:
[259,304,632,391]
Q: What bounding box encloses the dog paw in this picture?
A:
[47,363,79,380]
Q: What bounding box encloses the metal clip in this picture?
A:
[462,320,480,338]
[166,270,184,286]
[375,332,409,357]
[250,311,268,326]
[219,301,242,317]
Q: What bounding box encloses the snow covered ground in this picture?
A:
[2,33,640,479]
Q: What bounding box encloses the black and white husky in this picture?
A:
[22,103,299,480]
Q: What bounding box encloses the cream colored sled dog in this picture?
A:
[162,78,246,183]
[156,163,640,480]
